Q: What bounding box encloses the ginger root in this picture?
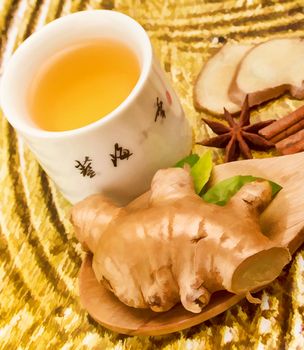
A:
[194,43,253,115]
[71,168,290,313]
[229,38,304,107]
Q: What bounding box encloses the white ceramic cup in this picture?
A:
[0,10,192,205]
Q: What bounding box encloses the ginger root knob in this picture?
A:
[71,168,290,313]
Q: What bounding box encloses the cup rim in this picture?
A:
[0,10,153,139]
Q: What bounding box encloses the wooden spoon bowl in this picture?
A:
[79,153,304,335]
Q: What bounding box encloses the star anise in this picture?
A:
[197,96,276,162]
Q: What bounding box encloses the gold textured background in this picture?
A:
[1,0,304,349]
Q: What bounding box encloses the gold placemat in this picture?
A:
[1,0,304,349]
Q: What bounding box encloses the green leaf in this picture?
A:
[190,151,213,194]
[268,180,282,197]
[175,154,199,168]
[202,175,282,206]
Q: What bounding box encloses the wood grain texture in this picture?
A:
[1,0,304,349]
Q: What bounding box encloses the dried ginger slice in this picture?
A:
[194,43,253,115]
[230,38,304,107]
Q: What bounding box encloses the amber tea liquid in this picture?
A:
[28,39,140,131]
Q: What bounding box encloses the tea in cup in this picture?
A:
[1,10,192,205]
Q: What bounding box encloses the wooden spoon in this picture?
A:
[79,152,304,335]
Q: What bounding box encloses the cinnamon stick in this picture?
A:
[270,118,304,143]
[259,105,304,141]
[276,128,304,155]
